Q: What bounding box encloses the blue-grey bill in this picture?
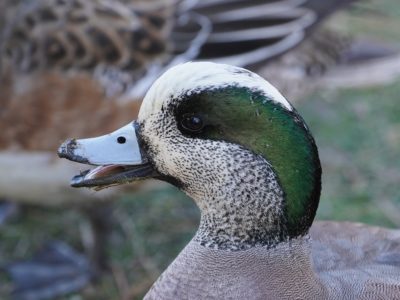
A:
[57,121,157,190]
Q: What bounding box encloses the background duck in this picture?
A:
[0,0,360,112]
[1,0,397,299]
[59,61,400,299]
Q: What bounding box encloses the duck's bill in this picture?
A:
[58,122,157,190]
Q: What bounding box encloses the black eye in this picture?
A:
[181,114,204,133]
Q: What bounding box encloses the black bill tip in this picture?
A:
[58,139,89,164]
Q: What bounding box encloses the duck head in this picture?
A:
[59,62,321,250]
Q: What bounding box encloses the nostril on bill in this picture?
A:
[117,136,126,144]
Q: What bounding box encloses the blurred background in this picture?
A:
[0,0,399,299]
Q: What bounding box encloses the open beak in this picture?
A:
[58,121,157,190]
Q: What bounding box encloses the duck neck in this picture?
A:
[186,148,288,251]
[145,236,327,299]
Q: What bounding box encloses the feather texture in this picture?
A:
[145,221,400,299]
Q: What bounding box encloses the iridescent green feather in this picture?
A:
[177,86,321,236]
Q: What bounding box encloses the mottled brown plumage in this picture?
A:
[1,0,356,101]
[0,0,172,75]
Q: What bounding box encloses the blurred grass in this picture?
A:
[300,81,400,227]
[1,0,400,299]
[333,0,400,43]
[0,185,198,299]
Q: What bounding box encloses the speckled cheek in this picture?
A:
[139,112,189,178]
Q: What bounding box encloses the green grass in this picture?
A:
[0,185,198,299]
[299,81,400,227]
[331,0,400,43]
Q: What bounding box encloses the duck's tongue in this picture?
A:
[85,165,125,180]
[58,121,157,190]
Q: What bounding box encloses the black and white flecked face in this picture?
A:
[141,113,286,250]
[136,62,303,250]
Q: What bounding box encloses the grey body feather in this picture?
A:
[146,221,400,299]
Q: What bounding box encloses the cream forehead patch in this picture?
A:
[138,62,293,121]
